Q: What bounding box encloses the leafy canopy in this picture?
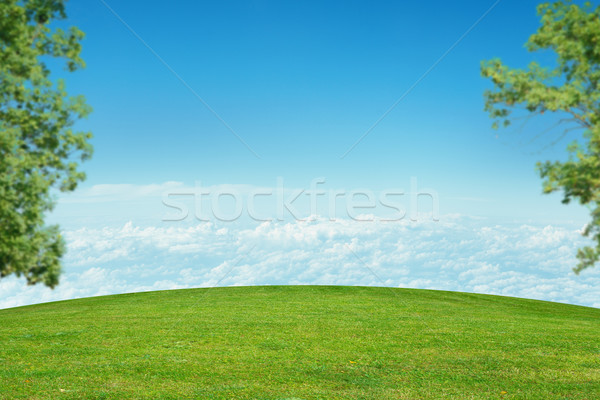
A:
[482,1,600,273]
[0,0,92,287]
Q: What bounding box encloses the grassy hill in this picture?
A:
[0,286,598,399]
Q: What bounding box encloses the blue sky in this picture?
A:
[3,0,600,309]
[49,0,587,221]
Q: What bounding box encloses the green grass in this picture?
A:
[0,286,598,399]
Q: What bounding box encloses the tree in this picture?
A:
[0,0,92,287]
[482,1,600,274]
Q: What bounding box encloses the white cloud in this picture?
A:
[58,182,186,203]
[1,215,599,309]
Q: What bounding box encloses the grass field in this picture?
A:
[0,285,598,399]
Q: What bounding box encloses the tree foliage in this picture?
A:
[482,1,600,273]
[0,0,92,287]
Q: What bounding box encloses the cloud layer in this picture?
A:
[1,215,599,309]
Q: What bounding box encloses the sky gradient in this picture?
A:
[55,0,587,219]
